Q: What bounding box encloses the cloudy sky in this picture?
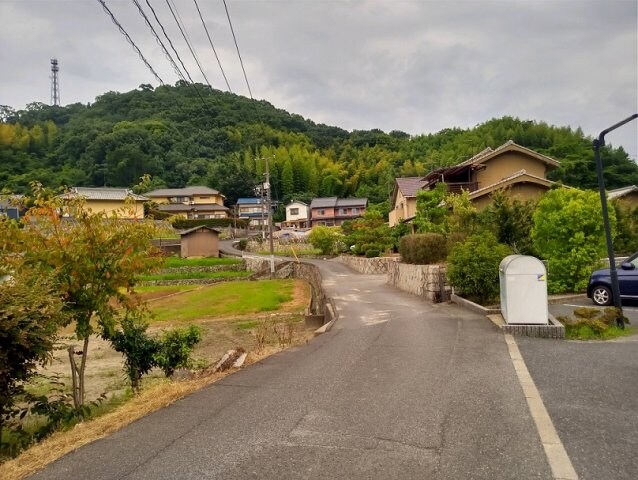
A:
[1,0,636,157]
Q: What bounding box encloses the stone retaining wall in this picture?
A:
[139,277,239,287]
[160,263,246,274]
[387,262,451,302]
[336,256,400,274]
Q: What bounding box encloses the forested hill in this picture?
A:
[1,83,637,207]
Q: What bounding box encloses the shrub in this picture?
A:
[154,325,203,377]
[399,233,447,264]
[237,239,248,251]
[172,218,249,230]
[365,249,380,258]
[308,226,342,255]
[560,307,630,340]
[447,233,512,304]
[532,188,614,294]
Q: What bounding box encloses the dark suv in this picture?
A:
[587,252,638,306]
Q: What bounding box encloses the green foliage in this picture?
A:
[162,257,242,268]
[154,326,203,377]
[612,201,638,255]
[0,268,65,433]
[532,188,614,293]
[344,210,394,255]
[365,249,380,258]
[171,218,249,229]
[414,183,449,234]
[447,233,512,304]
[399,233,447,264]
[237,239,248,251]
[561,307,631,340]
[103,311,159,393]
[308,226,343,255]
[481,190,537,255]
[446,190,482,243]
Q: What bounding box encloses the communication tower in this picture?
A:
[50,58,60,106]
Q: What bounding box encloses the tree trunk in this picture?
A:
[68,336,90,415]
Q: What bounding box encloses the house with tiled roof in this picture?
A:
[309,197,367,227]
[59,187,147,219]
[145,186,229,219]
[608,185,638,209]
[390,141,563,225]
[388,177,428,227]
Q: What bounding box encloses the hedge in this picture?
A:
[171,218,250,229]
[399,233,447,264]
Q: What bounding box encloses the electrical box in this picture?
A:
[499,255,548,325]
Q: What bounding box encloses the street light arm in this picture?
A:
[597,113,638,147]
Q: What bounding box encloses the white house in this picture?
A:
[284,201,309,228]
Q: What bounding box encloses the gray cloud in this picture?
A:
[1,0,636,157]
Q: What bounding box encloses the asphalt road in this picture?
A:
[518,334,638,480]
[31,260,552,479]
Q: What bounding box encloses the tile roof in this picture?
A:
[336,198,368,207]
[179,225,221,235]
[146,186,222,198]
[395,177,427,198]
[608,185,638,199]
[310,197,368,209]
[236,198,263,205]
[61,187,147,201]
[310,197,338,208]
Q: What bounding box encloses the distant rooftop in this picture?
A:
[310,197,367,208]
[609,185,638,200]
[395,177,427,198]
[145,186,223,198]
[61,187,147,201]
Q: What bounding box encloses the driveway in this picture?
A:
[31,260,551,479]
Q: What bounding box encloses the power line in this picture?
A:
[131,0,187,83]
[222,0,253,99]
[144,0,197,85]
[193,0,232,93]
[165,0,213,88]
[95,0,164,85]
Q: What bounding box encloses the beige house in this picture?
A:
[146,186,229,219]
[283,201,309,228]
[389,178,427,227]
[391,141,562,223]
[179,225,220,258]
[609,185,638,209]
[60,187,147,219]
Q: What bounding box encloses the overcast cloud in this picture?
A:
[1,0,636,158]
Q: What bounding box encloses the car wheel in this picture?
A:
[592,285,612,306]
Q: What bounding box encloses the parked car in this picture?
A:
[587,252,638,305]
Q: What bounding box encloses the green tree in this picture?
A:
[344,210,394,255]
[0,267,65,435]
[481,190,537,255]
[3,185,160,411]
[414,183,448,234]
[532,188,614,293]
[308,226,343,255]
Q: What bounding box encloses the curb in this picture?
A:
[548,293,587,304]
[450,293,501,315]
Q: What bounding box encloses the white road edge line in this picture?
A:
[504,334,578,480]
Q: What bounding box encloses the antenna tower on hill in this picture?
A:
[50,58,60,106]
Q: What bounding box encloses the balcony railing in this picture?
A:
[446,182,479,194]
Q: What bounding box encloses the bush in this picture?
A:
[308,226,343,255]
[237,239,248,251]
[560,307,630,340]
[154,326,203,377]
[447,233,512,304]
[172,218,249,230]
[399,233,447,264]
[532,189,613,294]
[365,249,380,258]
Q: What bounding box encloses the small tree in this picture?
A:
[612,201,638,255]
[447,233,512,304]
[345,210,394,255]
[308,226,343,255]
[3,184,160,411]
[482,190,537,255]
[414,183,448,234]
[532,188,614,293]
[154,326,203,377]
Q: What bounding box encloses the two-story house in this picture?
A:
[235,198,276,227]
[390,140,562,226]
[59,187,147,219]
[283,201,309,228]
[309,197,368,227]
[145,186,229,219]
[388,178,427,227]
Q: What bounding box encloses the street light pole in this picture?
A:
[265,156,275,276]
[593,113,638,329]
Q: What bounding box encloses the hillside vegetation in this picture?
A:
[1,83,636,209]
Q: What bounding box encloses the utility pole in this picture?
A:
[264,156,275,276]
[50,58,60,106]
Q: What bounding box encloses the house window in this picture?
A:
[173,196,188,203]
[318,209,325,215]
[339,208,346,215]
[199,196,209,200]
[352,208,359,215]
[290,208,299,215]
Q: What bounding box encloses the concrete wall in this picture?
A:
[472,181,550,210]
[475,151,547,187]
[387,262,451,302]
[336,256,400,274]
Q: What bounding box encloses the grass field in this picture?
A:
[162,257,242,268]
[148,280,301,323]
[139,271,250,282]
